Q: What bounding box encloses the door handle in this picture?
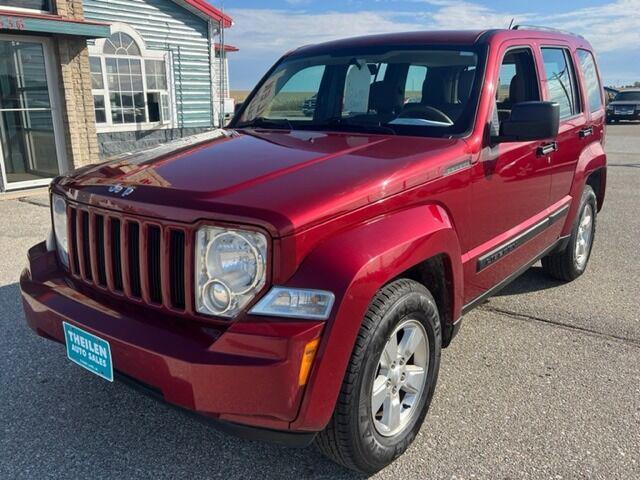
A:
[537,142,558,156]
[579,126,594,138]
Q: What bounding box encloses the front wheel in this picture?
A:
[315,279,441,474]
[542,185,597,281]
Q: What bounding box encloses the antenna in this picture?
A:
[508,18,515,29]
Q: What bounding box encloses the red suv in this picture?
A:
[21,27,606,473]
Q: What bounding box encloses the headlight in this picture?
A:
[606,105,613,111]
[195,226,267,318]
[250,287,335,320]
[51,194,69,268]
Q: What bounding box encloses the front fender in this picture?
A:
[287,204,463,431]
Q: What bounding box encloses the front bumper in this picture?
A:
[20,242,324,442]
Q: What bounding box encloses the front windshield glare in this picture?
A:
[237,48,480,136]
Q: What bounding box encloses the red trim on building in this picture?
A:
[214,43,239,52]
[181,0,233,28]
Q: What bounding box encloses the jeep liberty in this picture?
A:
[21,27,607,473]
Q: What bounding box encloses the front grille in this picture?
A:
[67,205,189,313]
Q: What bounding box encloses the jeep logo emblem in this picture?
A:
[108,184,135,197]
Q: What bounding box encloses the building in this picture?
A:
[0,0,235,193]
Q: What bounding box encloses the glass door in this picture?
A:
[0,36,64,190]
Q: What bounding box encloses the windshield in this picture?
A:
[614,91,640,102]
[235,47,482,137]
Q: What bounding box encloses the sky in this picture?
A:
[209,0,640,90]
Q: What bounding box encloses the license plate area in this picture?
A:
[63,322,114,382]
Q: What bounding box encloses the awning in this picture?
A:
[0,11,110,38]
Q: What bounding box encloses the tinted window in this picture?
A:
[541,48,581,119]
[576,50,602,112]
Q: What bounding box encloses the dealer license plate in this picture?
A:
[63,322,113,382]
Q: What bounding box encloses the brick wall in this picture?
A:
[53,0,100,169]
[54,0,85,20]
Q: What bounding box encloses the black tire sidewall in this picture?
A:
[351,289,441,471]
[568,187,597,276]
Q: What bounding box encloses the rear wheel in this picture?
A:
[315,279,441,474]
[542,185,597,281]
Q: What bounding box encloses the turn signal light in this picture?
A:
[298,338,320,386]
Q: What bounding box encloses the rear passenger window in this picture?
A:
[541,48,581,119]
[577,49,603,113]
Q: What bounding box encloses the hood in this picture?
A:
[59,129,467,237]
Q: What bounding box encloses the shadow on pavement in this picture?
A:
[494,266,563,297]
[0,281,365,480]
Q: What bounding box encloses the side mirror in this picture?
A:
[494,101,560,143]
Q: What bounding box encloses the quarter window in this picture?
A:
[541,48,581,119]
[89,30,171,129]
[576,49,603,113]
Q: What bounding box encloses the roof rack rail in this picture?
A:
[512,24,585,39]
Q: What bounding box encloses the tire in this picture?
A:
[542,185,597,281]
[315,279,441,474]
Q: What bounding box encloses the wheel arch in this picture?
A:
[563,142,607,236]
[288,203,463,431]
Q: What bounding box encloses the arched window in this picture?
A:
[103,32,141,56]
[89,27,171,130]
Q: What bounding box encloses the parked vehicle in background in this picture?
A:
[606,88,640,123]
[21,27,607,474]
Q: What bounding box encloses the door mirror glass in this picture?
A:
[494,101,559,142]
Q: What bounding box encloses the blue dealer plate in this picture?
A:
[63,322,113,382]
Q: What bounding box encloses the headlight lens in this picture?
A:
[250,287,335,320]
[195,226,267,317]
[51,194,69,268]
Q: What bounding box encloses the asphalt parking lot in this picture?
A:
[1,124,639,479]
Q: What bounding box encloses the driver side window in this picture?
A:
[495,48,540,127]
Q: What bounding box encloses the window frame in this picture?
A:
[88,24,173,133]
[539,45,583,121]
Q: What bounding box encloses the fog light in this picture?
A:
[203,280,232,314]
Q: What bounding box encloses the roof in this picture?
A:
[175,0,233,28]
[290,28,592,57]
[293,30,487,56]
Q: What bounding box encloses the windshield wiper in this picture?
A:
[314,117,397,135]
[236,117,293,130]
